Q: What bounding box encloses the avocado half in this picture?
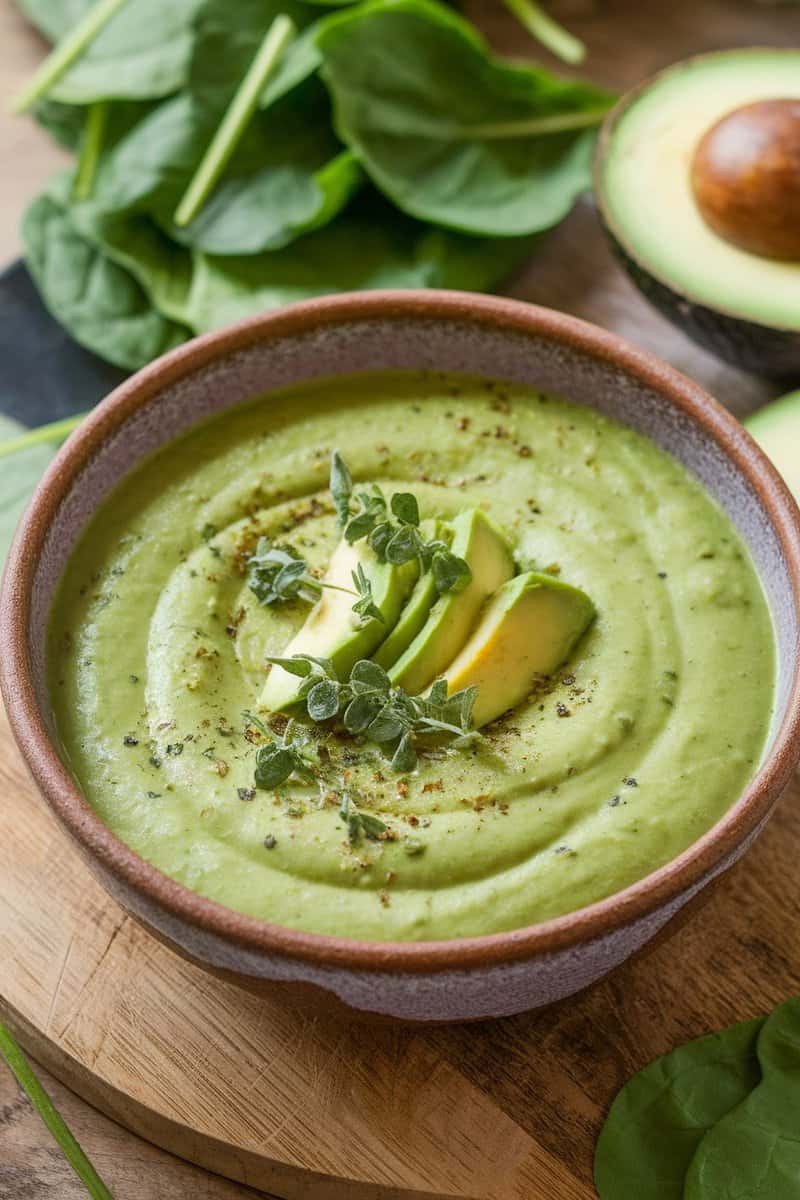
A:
[746,389,800,498]
[594,49,800,377]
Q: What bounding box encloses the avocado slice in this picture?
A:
[746,390,800,500]
[260,537,417,712]
[372,519,447,671]
[444,572,595,728]
[388,508,514,695]
[595,49,800,375]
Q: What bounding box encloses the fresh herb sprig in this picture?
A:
[339,792,388,845]
[244,704,391,841]
[246,536,384,624]
[329,450,472,595]
[263,656,479,772]
[244,709,319,790]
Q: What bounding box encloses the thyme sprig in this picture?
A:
[246,536,383,624]
[262,656,479,773]
[329,450,472,595]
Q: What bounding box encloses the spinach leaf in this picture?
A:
[17,0,204,104]
[82,6,358,255]
[76,87,360,255]
[47,173,534,340]
[316,0,614,237]
[684,998,800,1200]
[0,415,59,563]
[78,213,194,325]
[181,196,536,332]
[594,1016,764,1200]
[31,97,86,150]
[170,148,361,256]
[22,193,189,370]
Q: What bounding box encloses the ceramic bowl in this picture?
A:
[3,291,800,1024]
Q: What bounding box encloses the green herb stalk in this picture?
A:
[0,1023,115,1199]
[13,0,132,113]
[73,103,108,201]
[455,107,611,140]
[501,0,586,64]
[0,413,86,460]
[174,13,297,228]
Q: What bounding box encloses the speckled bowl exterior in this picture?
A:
[2,291,800,1024]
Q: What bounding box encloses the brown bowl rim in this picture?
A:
[593,46,800,337]
[2,289,800,975]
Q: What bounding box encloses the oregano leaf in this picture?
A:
[343,692,382,733]
[351,659,390,691]
[432,549,472,594]
[392,731,418,772]
[306,678,341,721]
[390,491,420,525]
[254,743,296,789]
[360,812,388,839]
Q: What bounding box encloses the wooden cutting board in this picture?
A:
[2,695,800,1199]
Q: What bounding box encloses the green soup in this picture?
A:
[48,373,775,940]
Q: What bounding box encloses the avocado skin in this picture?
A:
[605,228,800,379]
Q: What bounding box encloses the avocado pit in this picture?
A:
[691,99,800,261]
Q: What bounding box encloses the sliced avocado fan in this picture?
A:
[259,536,417,712]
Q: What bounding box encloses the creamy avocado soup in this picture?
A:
[48,373,774,940]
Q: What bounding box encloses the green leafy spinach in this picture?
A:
[684,998,800,1200]
[316,0,614,237]
[594,1016,765,1200]
[17,0,204,105]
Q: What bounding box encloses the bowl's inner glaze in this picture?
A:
[29,315,795,766]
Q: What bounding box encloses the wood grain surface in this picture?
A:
[2,2,800,1198]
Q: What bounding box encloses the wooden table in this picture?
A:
[2,2,799,1198]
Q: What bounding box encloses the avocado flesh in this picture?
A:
[444,572,595,728]
[372,519,447,671]
[260,538,417,712]
[388,508,514,695]
[746,390,800,499]
[598,50,800,335]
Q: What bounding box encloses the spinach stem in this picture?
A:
[501,0,586,64]
[456,105,610,139]
[0,1023,115,1199]
[174,14,296,228]
[73,103,109,201]
[13,0,132,114]
[0,413,87,459]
